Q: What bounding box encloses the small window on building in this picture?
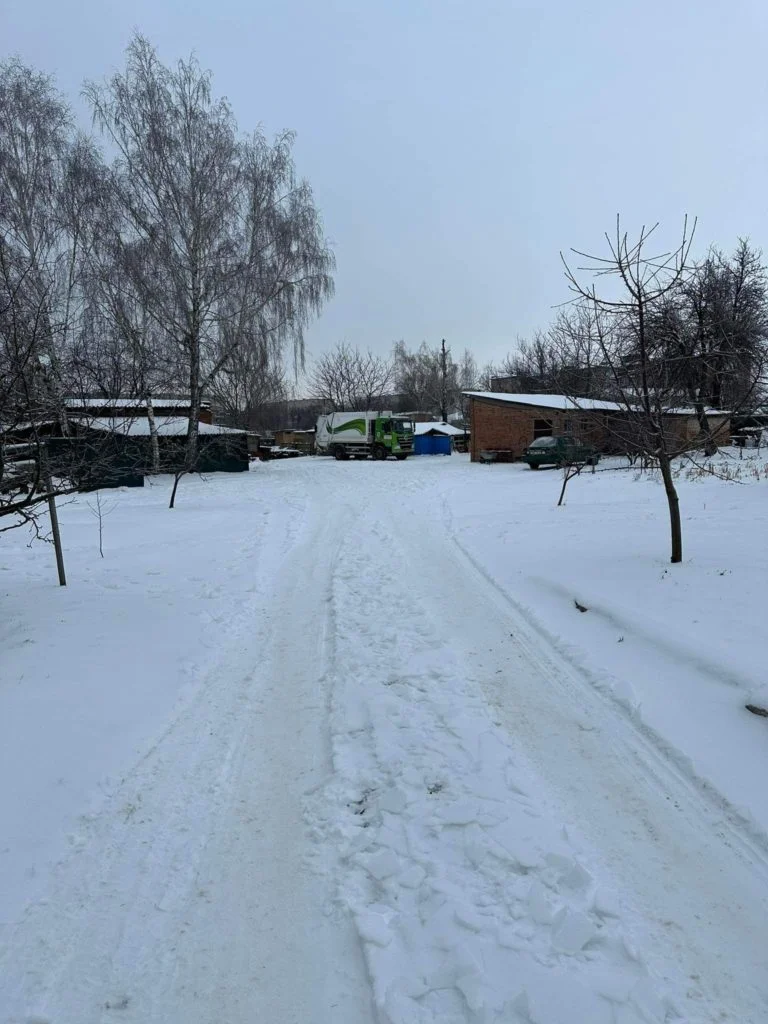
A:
[533,419,553,439]
[563,419,573,434]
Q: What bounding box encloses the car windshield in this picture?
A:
[394,419,414,434]
[530,437,557,448]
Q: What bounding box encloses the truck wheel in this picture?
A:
[529,463,539,470]
[395,453,408,461]
[373,445,388,461]
[333,446,347,461]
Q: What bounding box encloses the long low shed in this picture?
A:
[465,392,732,462]
[47,417,249,487]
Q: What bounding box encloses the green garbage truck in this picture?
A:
[316,412,414,460]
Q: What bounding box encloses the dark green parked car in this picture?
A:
[522,435,600,470]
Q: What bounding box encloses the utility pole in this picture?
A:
[440,338,448,423]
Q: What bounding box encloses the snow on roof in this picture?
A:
[464,392,731,417]
[77,417,245,437]
[665,407,730,417]
[0,419,59,435]
[464,392,625,412]
[64,396,209,410]
[414,421,467,436]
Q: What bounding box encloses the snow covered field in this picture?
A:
[1,453,768,1023]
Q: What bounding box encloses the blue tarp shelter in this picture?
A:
[414,433,452,456]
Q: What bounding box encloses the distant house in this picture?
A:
[3,414,249,490]
[78,417,249,475]
[489,375,523,393]
[1,417,147,491]
[465,392,731,463]
[273,428,315,454]
[63,396,249,476]
[731,405,768,445]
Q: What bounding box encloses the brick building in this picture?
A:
[466,393,621,461]
[465,392,731,462]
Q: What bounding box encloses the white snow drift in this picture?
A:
[2,452,768,1023]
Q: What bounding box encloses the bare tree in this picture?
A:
[493,312,609,400]
[557,460,585,507]
[0,248,48,531]
[206,343,287,429]
[0,246,93,565]
[393,340,459,418]
[73,228,184,472]
[456,348,480,427]
[309,342,394,410]
[85,35,334,506]
[547,306,611,398]
[562,217,698,564]
[0,60,108,562]
[493,333,559,393]
[476,360,499,391]
[0,57,105,432]
[87,489,116,558]
[644,241,768,454]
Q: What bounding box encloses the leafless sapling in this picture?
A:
[561,217,697,563]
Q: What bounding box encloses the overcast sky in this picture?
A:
[5,0,768,368]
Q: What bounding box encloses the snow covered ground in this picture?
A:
[1,453,768,1023]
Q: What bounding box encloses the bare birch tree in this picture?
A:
[0,57,105,431]
[85,35,334,506]
[0,57,117,564]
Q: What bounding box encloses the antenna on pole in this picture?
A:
[440,339,448,423]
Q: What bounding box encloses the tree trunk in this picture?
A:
[170,330,202,509]
[557,464,580,507]
[145,395,161,473]
[658,451,683,563]
[169,470,184,509]
[711,358,724,411]
[693,399,717,456]
[186,326,202,469]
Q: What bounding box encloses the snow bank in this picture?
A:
[4,453,766,1023]
[0,468,279,926]
[437,452,768,839]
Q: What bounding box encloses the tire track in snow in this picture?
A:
[0,484,292,1021]
[304,459,768,1022]
[317,494,689,1024]
[404,482,768,1020]
[0,470,374,1024]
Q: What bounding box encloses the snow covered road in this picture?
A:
[1,467,373,1023]
[2,456,768,1023]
